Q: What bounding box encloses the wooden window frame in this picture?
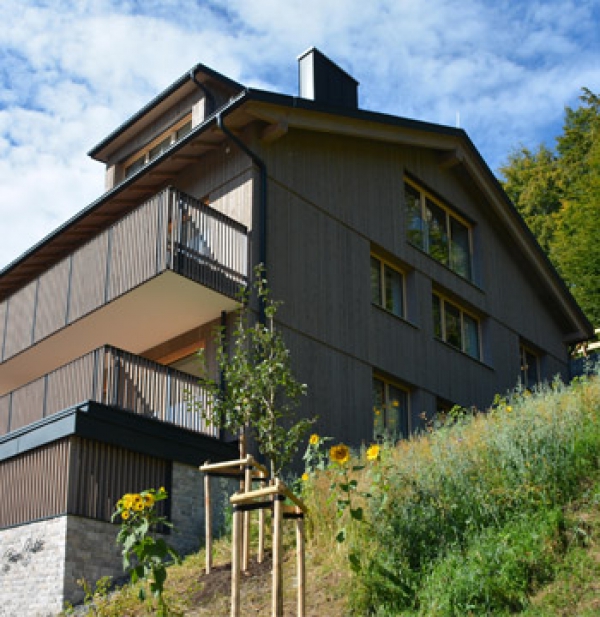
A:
[433,292,481,360]
[370,254,406,319]
[519,342,540,388]
[372,373,410,440]
[124,115,193,178]
[404,177,474,280]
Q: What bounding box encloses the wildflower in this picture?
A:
[122,494,134,509]
[506,406,513,413]
[301,472,309,482]
[309,434,319,446]
[330,443,350,465]
[366,444,380,461]
[121,510,130,521]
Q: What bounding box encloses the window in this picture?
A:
[124,117,193,178]
[370,255,404,318]
[520,343,540,388]
[405,179,473,280]
[433,293,481,359]
[372,375,409,440]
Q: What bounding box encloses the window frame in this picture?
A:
[372,374,410,440]
[519,343,540,388]
[404,177,474,280]
[433,292,481,360]
[124,115,193,178]
[370,254,406,319]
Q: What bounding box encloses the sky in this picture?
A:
[1,0,599,270]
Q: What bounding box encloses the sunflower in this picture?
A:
[309,434,319,446]
[143,493,155,508]
[329,443,350,465]
[121,510,130,521]
[366,444,380,461]
[122,494,134,510]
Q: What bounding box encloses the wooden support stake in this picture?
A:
[242,463,252,572]
[204,473,212,574]
[258,476,266,563]
[296,517,306,617]
[231,504,242,617]
[272,492,284,617]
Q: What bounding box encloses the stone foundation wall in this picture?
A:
[0,517,67,617]
[0,463,239,616]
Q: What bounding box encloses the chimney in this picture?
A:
[298,48,358,109]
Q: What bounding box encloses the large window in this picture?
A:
[519,343,540,388]
[372,375,409,440]
[433,293,481,360]
[370,255,405,318]
[405,179,473,280]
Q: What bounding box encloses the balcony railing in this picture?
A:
[0,345,216,437]
[0,187,248,363]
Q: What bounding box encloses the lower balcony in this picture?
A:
[0,345,216,438]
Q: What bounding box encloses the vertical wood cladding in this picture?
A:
[0,437,171,529]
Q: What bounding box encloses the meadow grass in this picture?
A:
[65,369,600,615]
[302,370,600,615]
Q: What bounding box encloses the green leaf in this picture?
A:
[350,507,364,521]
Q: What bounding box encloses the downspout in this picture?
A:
[189,69,216,115]
[217,108,268,324]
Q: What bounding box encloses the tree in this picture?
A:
[499,88,600,325]
[499,144,561,253]
[198,266,314,478]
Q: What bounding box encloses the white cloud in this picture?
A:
[0,0,599,269]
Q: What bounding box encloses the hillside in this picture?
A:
[64,369,600,616]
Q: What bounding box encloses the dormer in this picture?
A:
[88,64,245,191]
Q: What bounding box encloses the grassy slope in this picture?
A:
[67,372,600,616]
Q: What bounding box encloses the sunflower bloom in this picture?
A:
[366,444,380,461]
[309,433,319,446]
[329,443,350,465]
[122,494,134,510]
[143,493,155,508]
[121,510,130,521]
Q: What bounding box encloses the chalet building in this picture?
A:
[0,48,592,614]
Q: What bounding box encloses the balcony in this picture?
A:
[0,188,248,394]
[0,345,216,437]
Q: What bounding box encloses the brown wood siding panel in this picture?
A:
[9,376,45,431]
[68,233,110,323]
[107,193,162,300]
[0,299,6,362]
[0,393,10,435]
[68,437,170,522]
[3,279,37,359]
[33,258,71,342]
[44,350,99,417]
[0,439,70,528]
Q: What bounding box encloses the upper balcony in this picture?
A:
[0,187,248,395]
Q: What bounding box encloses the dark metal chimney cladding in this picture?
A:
[298,47,358,109]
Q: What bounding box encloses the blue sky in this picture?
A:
[1,0,599,269]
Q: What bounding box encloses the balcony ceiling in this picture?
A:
[0,270,240,395]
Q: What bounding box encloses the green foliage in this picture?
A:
[111,488,180,616]
[199,265,314,477]
[302,371,600,615]
[499,88,600,324]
